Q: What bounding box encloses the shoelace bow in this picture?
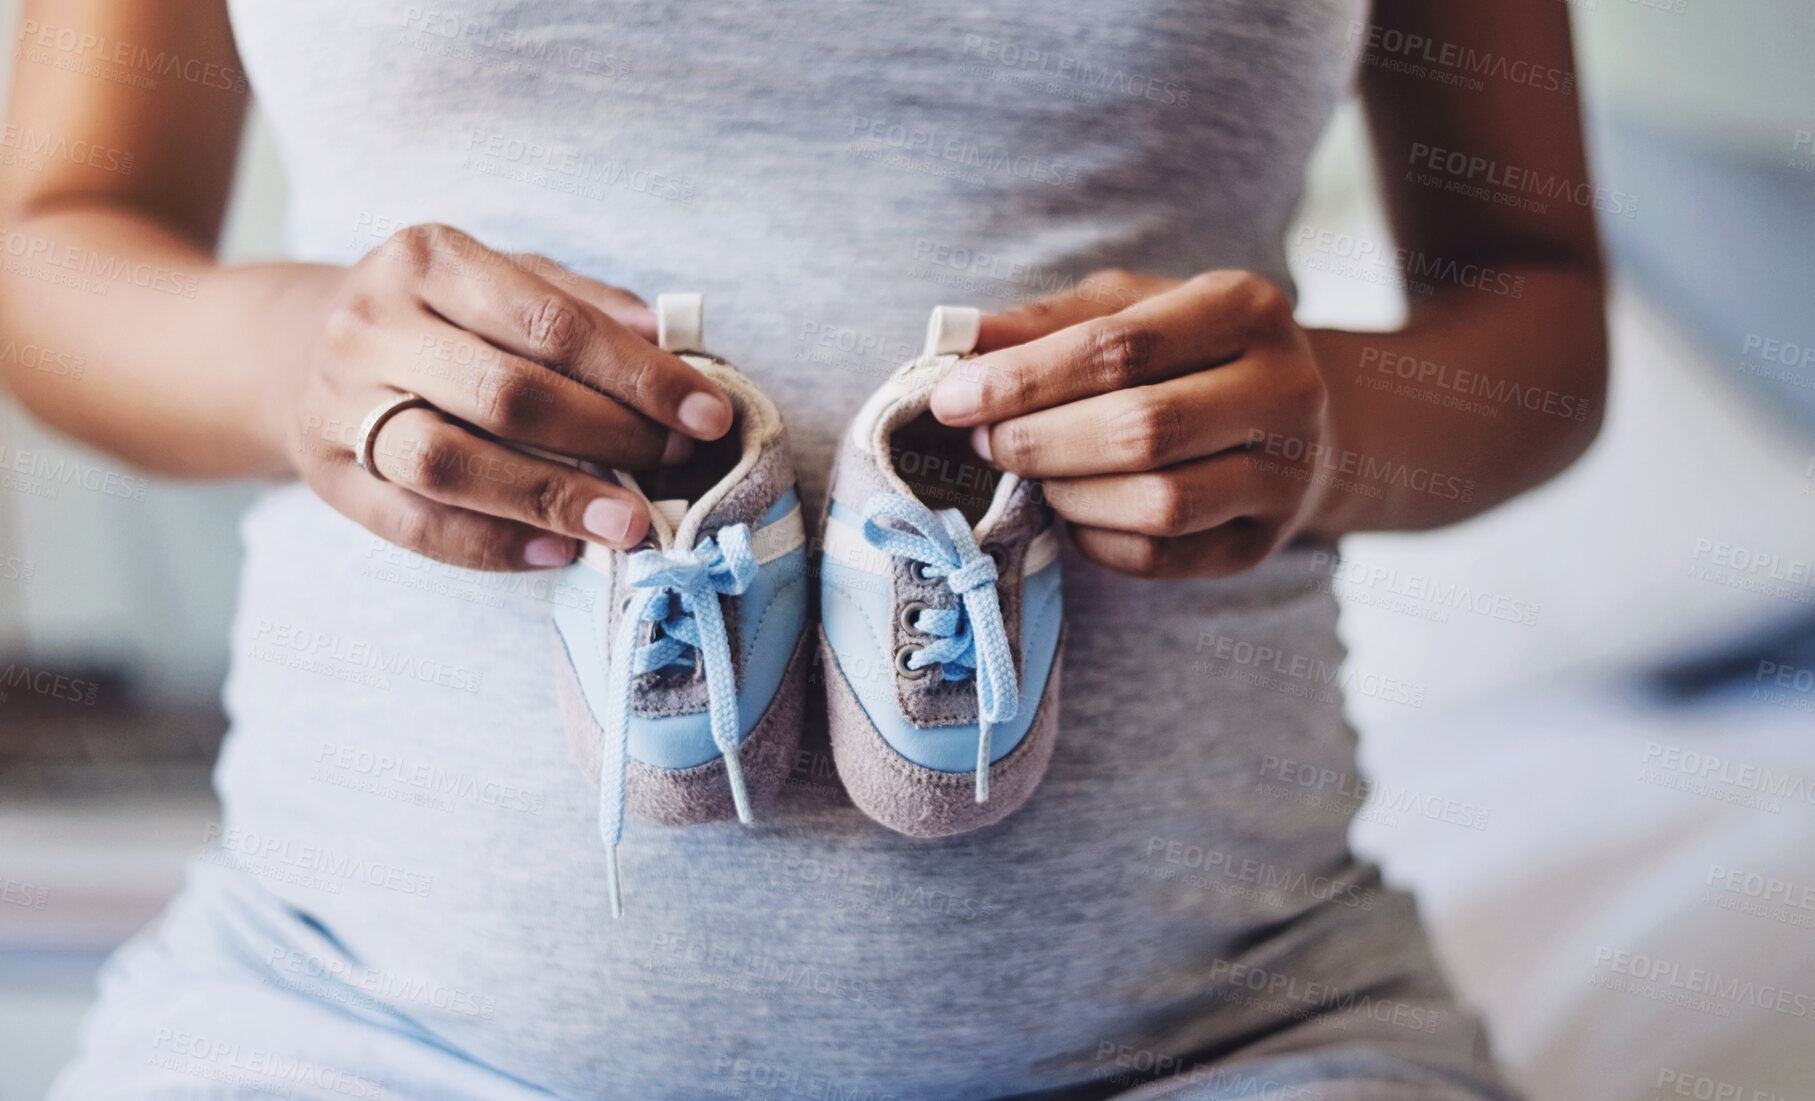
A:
[860,494,1018,804]
[600,523,756,917]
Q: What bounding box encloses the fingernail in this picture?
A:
[660,430,695,466]
[970,425,993,463]
[525,535,575,567]
[678,392,732,438]
[930,376,980,421]
[583,497,639,543]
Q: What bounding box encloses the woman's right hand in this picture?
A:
[269,223,733,572]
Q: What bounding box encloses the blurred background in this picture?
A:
[2,1,1812,1098]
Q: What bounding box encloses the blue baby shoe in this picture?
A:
[818,306,1065,838]
[551,294,809,914]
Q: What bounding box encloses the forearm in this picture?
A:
[1301,262,1607,537]
[0,201,340,478]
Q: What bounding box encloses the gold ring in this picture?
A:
[355,392,432,481]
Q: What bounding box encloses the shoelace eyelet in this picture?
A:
[895,641,935,678]
[898,600,930,634]
[982,543,1009,575]
[914,561,939,582]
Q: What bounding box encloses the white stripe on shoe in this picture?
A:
[751,501,805,564]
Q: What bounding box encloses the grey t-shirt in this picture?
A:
[199,1,1491,1097]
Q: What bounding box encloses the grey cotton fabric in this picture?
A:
[52,1,1518,1098]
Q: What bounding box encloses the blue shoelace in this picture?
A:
[600,523,756,917]
[860,494,1018,803]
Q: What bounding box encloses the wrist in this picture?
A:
[240,262,347,476]
[1288,332,1355,542]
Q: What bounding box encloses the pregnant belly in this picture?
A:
[213,486,1362,1097]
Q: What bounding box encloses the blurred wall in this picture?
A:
[1573,0,1815,150]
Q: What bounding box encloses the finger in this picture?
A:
[980,355,1321,478]
[369,407,652,550]
[930,270,1296,426]
[390,311,678,469]
[317,452,579,572]
[503,252,657,343]
[973,269,1178,352]
[1042,452,1298,539]
[1068,519,1282,581]
[388,225,732,439]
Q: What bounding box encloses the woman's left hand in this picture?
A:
[929,268,1330,580]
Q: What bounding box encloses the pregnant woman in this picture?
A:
[2,1,1603,1098]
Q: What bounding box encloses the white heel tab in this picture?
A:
[657,293,705,353]
[923,305,982,358]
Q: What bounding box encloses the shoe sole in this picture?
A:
[819,623,1064,839]
[552,625,810,826]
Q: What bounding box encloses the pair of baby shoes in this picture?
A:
[549,295,1065,914]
